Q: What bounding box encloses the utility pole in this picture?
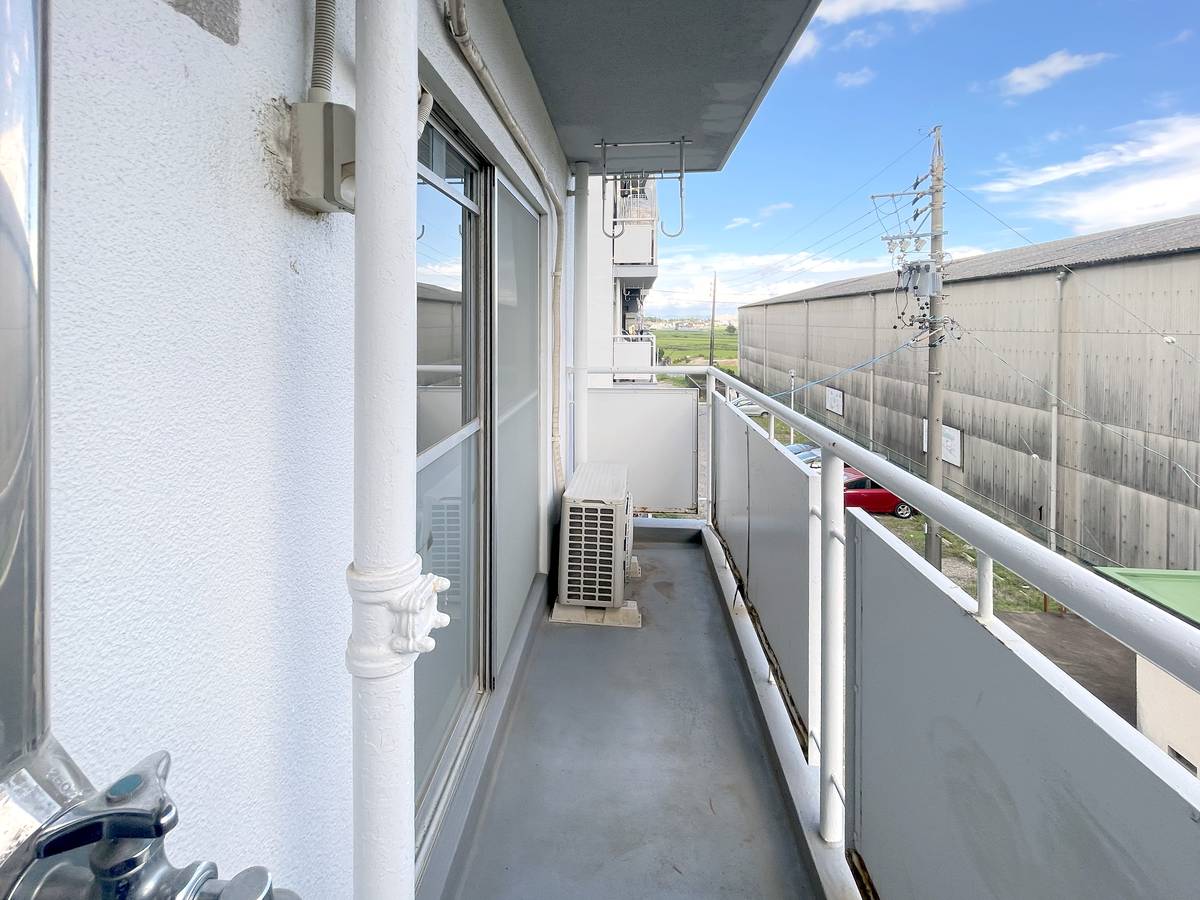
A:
[924,126,946,570]
[708,270,717,366]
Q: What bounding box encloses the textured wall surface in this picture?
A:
[48,0,564,894]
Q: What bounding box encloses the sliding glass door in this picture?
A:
[414,121,482,817]
[411,113,547,856]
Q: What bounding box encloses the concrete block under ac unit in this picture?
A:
[557,462,633,611]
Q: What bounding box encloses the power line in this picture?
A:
[745,131,933,259]
[945,180,1198,366]
[721,208,877,288]
[759,335,922,403]
[719,131,932,289]
[952,324,1200,492]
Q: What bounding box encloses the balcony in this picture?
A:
[442,366,1200,899]
[447,526,818,898]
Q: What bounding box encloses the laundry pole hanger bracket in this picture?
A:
[595,137,689,239]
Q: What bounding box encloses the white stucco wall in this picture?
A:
[48,1,565,895]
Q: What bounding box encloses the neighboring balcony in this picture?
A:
[447,366,1200,899]
[611,179,659,286]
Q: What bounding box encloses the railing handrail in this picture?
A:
[580,364,1200,694]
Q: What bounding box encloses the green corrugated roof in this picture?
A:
[1098,568,1200,628]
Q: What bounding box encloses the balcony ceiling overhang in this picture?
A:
[503,0,820,173]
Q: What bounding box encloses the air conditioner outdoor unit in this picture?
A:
[558,461,632,609]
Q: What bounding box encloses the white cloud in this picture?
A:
[836,66,876,88]
[999,49,1112,96]
[1036,166,1200,232]
[642,247,896,318]
[976,115,1200,193]
[816,0,966,25]
[838,23,894,48]
[974,115,1200,233]
[758,202,794,218]
[724,217,752,230]
[786,31,820,64]
[1164,28,1193,46]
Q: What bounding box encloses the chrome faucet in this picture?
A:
[5,752,298,900]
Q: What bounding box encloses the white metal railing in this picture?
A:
[584,363,1200,856]
[587,363,1200,695]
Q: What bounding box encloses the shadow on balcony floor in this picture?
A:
[447,530,818,899]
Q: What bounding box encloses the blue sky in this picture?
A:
[644,0,1199,318]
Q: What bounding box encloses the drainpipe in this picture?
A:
[1048,268,1068,554]
[345,2,449,899]
[446,0,567,495]
[869,292,877,452]
[572,162,589,468]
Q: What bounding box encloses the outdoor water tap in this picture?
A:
[6,752,298,900]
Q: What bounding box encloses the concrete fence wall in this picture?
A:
[739,253,1200,570]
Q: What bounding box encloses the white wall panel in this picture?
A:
[713,397,750,579]
[588,387,697,512]
[845,510,1200,899]
[746,428,822,735]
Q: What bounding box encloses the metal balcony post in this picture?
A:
[819,449,846,843]
[706,371,716,522]
[976,551,994,622]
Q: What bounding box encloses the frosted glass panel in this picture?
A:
[414,430,478,804]
[493,184,541,666]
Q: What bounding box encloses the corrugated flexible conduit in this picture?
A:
[308,0,336,102]
[445,0,567,495]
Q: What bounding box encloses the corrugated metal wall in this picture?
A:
[738,253,1200,569]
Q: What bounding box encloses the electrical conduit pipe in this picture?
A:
[572,162,589,467]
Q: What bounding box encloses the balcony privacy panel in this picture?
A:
[712,396,750,580]
[588,386,697,513]
[845,509,1200,899]
[746,429,822,739]
[494,183,541,667]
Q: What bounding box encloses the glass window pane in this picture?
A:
[419,126,475,201]
[414,429,478,804]
[493,183,541,667]
[418,178,475,452]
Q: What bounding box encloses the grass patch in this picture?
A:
[877,514,1049,612]
[652,328,738,364]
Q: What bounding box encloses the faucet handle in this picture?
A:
[34,751,178,858]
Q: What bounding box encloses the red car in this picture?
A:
[843,467,913,518]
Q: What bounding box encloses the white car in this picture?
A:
[731,396,766,417]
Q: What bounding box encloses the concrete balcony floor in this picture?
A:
[447,529,818,899]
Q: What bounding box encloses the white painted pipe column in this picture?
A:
[706,372,716,522]
[572,162,589,469]
[977,552,994,622]
[346,2,449,897]
[819,449,846,844]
